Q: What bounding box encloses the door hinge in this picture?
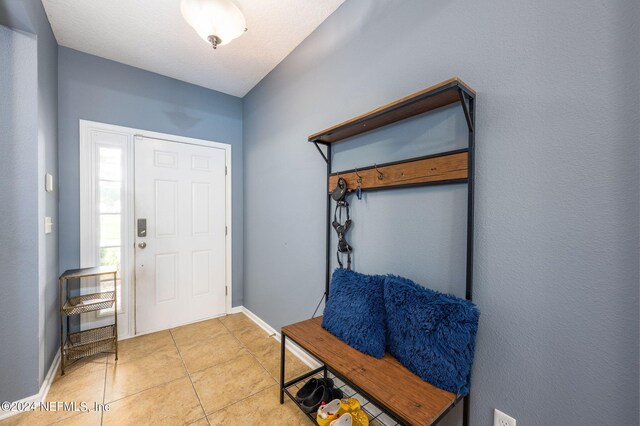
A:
[225,165,228,175]
[225,225,228,236]
[225,286,228,296]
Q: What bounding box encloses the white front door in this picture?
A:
[134,136,227,334]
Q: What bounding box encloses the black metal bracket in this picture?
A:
[458,89,474,133]
[314,141,329,164]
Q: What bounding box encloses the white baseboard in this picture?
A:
[230,306,243,314]
[240,306,277,336]
[239,306,322,370]
[0,350,60,421]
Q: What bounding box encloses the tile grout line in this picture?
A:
[44,356,109,426]
[189,373,275,418]
[169,326,211,425]
[204,316,299,416]
[101,376,187,407]
[31,319,270,426]
[205,383,281,418]
[47,355,110,426]
[219,318,279,382]
[98,339,192,406]
[219,316,300,384]
[80,316,292,425]
[221,315,321,420]
[105,332,225,424]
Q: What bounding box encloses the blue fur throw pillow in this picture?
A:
[384,275,479,395]
[322,269,386,358]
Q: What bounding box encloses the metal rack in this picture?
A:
[280,77,476,425]
[59,266,119,374]
[284,370,400,426]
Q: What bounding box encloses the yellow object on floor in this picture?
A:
[318,397,370,426]
[317,399,342,426]
[352,409,370,426]
[330,411,369,426]
[338,397,361,415]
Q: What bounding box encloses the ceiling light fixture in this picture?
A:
[181,0,247,49]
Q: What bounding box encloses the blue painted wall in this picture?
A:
[58,47,244,307]
[243,0,639,425]
[0,24,39,403]
[0,0,59,401]
[32,0,59,391]
[1,0,638,422]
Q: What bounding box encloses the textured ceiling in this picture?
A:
[42,0,345,97]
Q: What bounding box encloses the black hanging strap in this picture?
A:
[331,178,353,270]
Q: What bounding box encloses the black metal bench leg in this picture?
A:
[280,332,286,404]
[463,394,470,426]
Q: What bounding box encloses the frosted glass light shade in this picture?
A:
[181,0,246,48]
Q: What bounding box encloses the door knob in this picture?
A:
[138,242,147,249]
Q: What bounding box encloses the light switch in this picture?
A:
[45,173,53,192]
[44,217,53,234]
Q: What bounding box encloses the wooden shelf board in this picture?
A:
[328,150,468,192]
[309,77,475,144]
[282,317,456,426]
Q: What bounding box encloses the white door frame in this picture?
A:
[79,120,232,338]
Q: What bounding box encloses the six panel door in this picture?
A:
[134,137,227,334]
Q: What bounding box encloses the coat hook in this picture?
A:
[354,168,363,182]
[374,164,384,180]
[354,168,363,200]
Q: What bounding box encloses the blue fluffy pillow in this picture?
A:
[384,275,479,395]
[322,269,386,358]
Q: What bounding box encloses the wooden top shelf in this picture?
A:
[282,317,457,425]
[308,77,475,144]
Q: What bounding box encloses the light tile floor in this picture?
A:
[0,313,311,426]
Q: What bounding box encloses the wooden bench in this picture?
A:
[280,317,461,426]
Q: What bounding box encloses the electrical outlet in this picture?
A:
[494,409,516,426]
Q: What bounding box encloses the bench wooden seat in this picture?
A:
[281,317,458,426]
